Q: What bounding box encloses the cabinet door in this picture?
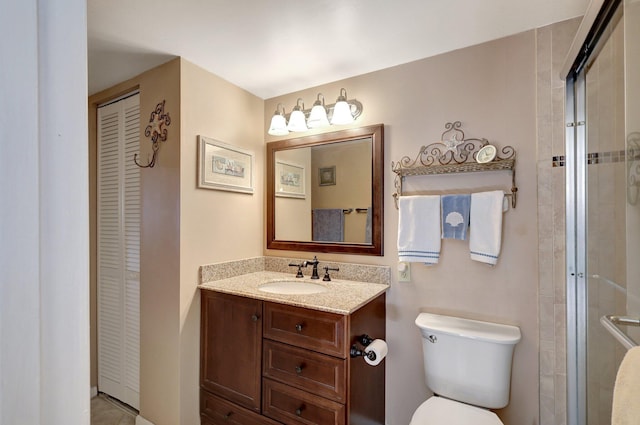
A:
[201,291,263,411]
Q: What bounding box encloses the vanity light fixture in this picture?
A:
[307,94,330,129]
[287,98,309,132]
[268,103,289,136]
[267,88,363,136]
[330,88,355,125]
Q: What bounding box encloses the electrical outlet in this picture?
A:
[397,262,411,282]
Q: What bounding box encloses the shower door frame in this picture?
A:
[565,1,623,424]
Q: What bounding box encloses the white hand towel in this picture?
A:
[469,191,504,265]
[397,195,441,265]
[612,346,640,425]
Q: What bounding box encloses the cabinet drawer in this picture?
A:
[201,390,280,425]
[263,379,346,425]
[263,340,346,402]
[264,302,347,357]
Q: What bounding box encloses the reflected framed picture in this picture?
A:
[319,166,336,186]
[197,136,254,194]
[275,161,305,199]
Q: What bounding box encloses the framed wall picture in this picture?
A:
[275,161,305,199]
[319,166,336,186]
[197,136,254,194]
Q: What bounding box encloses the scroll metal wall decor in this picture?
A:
[391,121,518,208]
[134,100,172,168]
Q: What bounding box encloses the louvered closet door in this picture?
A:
[97,93,140,409]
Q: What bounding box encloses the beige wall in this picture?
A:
[91,59,183,423]
[89,57,264,425]
[274,148,312,240]
[265,30,539,425]
[89,58,182,424]
[178,58,264,425]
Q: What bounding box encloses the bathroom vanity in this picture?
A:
[199,271,387,425]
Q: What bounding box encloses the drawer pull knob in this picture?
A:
[295,365,304,374]
[295,323,304,332]
[251,314,259,322]
[295,405,305,416]
[223,412,233,420]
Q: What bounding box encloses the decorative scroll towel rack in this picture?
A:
[391,121,518,209]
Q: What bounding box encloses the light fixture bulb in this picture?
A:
[330,88,354,125]
[307,94,329,129]
[287,98,308,132]
[268,104,289,136]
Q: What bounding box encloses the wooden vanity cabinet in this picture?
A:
[200,290,386,425]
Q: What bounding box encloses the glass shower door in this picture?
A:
[568,1,640,424]
[583,11,626,424]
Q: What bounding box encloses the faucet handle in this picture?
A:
[322,266,339,281]
[289,263,305,278]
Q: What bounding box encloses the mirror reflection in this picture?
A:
[274,139,372,243]
[267,124,384,256]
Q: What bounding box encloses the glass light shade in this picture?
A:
[287,109,308,132]
[330,100,354,125]
[307,104,329,128]
[268,114,289,136]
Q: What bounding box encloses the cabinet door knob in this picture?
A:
[295,323,304,332]
[251,314,259,322]
[295,364,304,374]
[295,405,305,416]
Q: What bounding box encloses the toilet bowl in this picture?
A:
[409,396,503,425]
[410,312,521,425]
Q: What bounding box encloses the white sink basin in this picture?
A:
[258,280,328,295]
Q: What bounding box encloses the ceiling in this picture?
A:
[87,0,588,99]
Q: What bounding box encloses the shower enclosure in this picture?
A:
[565,0,640,424]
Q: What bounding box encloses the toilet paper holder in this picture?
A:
[350,334,377,360]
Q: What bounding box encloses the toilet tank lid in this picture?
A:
[415,312,521,344]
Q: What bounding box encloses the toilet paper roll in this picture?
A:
[364,339,388,366]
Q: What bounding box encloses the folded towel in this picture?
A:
[312,209,344,242]
[469,191,504,265]
[397,195,441,265]
[612,346,640,425]
[441,194,471,240]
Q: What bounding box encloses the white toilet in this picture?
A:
[410,312,521,425]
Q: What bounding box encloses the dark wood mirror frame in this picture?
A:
[267,124,384,256]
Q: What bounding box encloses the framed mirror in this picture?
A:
[267,124,384,256]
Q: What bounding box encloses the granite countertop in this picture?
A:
[198,271,389,315]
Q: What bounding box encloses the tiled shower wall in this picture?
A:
[536,18,581,425]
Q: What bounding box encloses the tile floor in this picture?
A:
[91,394,136,425]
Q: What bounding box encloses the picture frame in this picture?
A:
[318,166,336,186]
[275,161,305,199]
[197,135,254,194]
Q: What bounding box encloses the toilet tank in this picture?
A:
[415,312,521,409]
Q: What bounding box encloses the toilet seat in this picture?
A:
[409,396,504,425]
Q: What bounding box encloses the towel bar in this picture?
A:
[341,208,369,214]
[601,314,639,350]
